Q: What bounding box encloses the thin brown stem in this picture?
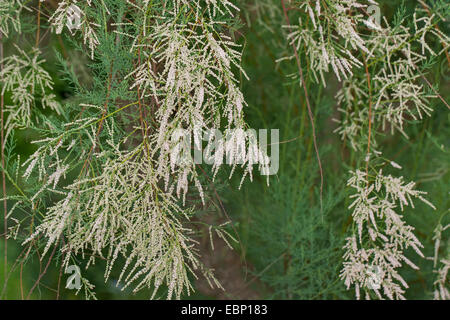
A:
[0,30,7,297]
[419,0,450,68]
[136,46,149,156]
[26,238,59,300]
[281,0,324,211]
[363,53,373,182]
[421,74,450,110]
[36,0,42,48]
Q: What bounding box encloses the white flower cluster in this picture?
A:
[334,7,449,150]
[0,46,61,139]
[0,0,23,37]
[334,78,370,151]
[340,169,436,299]
[332,4,447,300]
[22,133,75,202]
[22,0,265,299]
[432,222,450,300]
[121,0,269,203]
[24,143,221,300]
[282,0,373,86]
[434,256,450,300]
[282,2,448,151]
[48,0,100,59]
[365,13,446,137]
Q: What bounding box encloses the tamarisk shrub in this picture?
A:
[279,0,448,300]
[1,0,269,299]
[0,0,448,300]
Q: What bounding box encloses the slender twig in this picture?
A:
[20,244,33,300]
[136,46,149,156]
[56,238,67,300]
[418,0,450,68]
[35,0,42,47]
[0,30,7,297]
[79,62,115,177]
[362,53,373,182]
[361,4,450,111]
[281,0,324,211]
[420,74,450,110]
[26,238,59,299]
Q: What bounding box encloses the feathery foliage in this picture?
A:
[0,0,448,300]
